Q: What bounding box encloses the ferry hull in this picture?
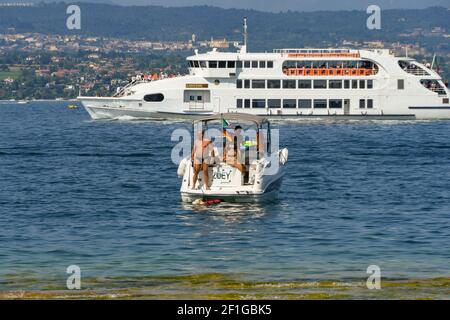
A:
[81,100,450,121]
[83,104,216,120]
[84,105,423,121]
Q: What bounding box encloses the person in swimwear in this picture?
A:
[191,130,213,190]
[224,125,246,173]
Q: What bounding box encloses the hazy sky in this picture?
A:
[109,0,450,11]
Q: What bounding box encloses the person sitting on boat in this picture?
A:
[191,130,214,190]
[224,125,246,174]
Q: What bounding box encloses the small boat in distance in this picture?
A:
[177,113,288,203]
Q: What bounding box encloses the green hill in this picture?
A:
[0,3,448,51]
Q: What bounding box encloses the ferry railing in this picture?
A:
[274,48,352,54]
[403,68,430,76]
[114,80,143,97]
[429,87,447,95]
[282,67,378,76]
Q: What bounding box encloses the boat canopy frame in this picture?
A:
[192,113,271,160]
[194,113,269,126]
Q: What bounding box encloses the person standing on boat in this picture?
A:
[191,130,213,190]
[224,125,246,173]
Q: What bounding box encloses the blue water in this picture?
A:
[0,102,449,291]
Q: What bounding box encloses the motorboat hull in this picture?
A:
[180,175,283,203]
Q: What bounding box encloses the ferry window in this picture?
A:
[252,99,266,108]
[219,61,226,68]
[189,95,195,101]
[197,96,202,101]
[244,61,251,68]
[359,80,366,89]
[283,80,296,89]
[209,61,217,68]
[267,80,281,89]
[252,61,258,68]
[237,79,242,88]
[228,61,236,68]
[342,61,352,68]
[285,60,297,69]
[352,80,358,89]
[252,80,266,89]
[327,61,338,68]
[267,61,274,68]
[298,80,312,89]
[367,99,373,109]
[315,61,327,68]
[329,80,342,89]
[329,99,342,109]
[298,99,312,108]
[348,61,358,68]
[188,61,194,68]
[314,80,327,89]
[359,99,365,108]
[144,93,164,102]
[236,99,243,108]
[344,80,350,89]
[193,61,200,68]
[236,61,242,68]
[283,99,296,108]
[244,80,250,89]
[314,99,327,108]
[268,99,281,108]
[367,80,373,89]
[200,61,207,68]
[259,61,266,68]
[398,79,404,90]
[244,99,251,108]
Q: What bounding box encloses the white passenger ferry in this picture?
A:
[79,20,450,120]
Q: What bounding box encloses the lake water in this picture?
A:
[0,102,449,299]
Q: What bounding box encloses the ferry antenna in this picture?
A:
[243,17,248,53]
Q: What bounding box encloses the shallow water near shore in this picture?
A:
[1,274,449,299]
[0,102,449,299]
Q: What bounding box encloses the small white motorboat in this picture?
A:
[177,113,288,203]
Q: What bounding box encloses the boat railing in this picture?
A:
[421,80,447,95]
[114,80,141,97]
[403,68,430,76]
[282,67,378,76]
[274,48,360,58]
[274,48,352,54]
[429,87,447,95]
[399,61,431,76]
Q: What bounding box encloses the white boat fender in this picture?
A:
[279,148,289,165]
[177,158,188,177]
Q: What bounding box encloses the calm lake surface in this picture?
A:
[0,102,449,299]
